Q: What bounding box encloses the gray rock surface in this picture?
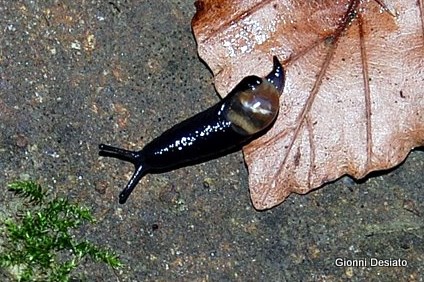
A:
[1,1,423,280]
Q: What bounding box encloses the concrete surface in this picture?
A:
[0,1,423,281]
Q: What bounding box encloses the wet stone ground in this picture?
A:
[0,1,423,281]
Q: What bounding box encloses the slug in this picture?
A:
[99,56,285,204]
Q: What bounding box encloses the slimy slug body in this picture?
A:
[99,57,285,204]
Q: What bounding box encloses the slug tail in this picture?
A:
[266,56,285,94]
[99,144,147,204]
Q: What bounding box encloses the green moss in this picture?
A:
[0,181,122,281]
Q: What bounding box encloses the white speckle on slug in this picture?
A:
[242,98,272,115]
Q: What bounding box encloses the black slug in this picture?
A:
[99,56,285,204]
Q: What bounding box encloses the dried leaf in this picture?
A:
[192,0,424,209]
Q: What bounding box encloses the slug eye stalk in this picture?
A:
[99,144,146,204]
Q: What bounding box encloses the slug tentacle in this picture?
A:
[99,144,141,164]
[99,144,149,204]
[99,56,285,204]
[118,164,147,204]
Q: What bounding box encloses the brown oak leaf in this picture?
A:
[192,0,424,209]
